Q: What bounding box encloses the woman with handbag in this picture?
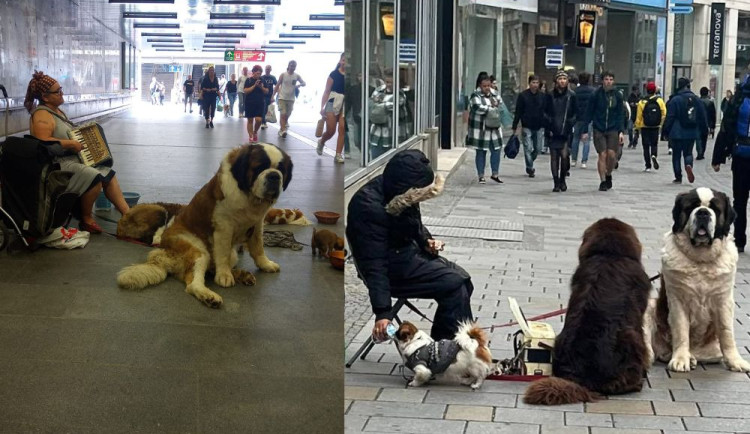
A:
[368,68,408,161]
[466,73,504,184]
[544,70,578,192]
[316,53,346,164]
[243,65,268,143]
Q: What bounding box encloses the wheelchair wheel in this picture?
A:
[0,220,9,251]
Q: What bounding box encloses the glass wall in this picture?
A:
[736,11,750,85]
[345,0,432,182]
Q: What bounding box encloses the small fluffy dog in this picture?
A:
[117,143,292,308]
[116,202,184,245]
[525,218,652,405]
[311,228,344,257]
[394,321,492,389]
[644,188,750,372]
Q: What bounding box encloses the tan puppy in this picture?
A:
[311,228,344,257]
[116,202,185,245]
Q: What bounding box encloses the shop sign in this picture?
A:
[224,50,266,62]
[673,13,685,64]
[576,10,597,48]
[709,3,725,65]
[545,46,564,68]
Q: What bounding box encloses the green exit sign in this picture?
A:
[224,50,235,61]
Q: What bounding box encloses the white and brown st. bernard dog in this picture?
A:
[117,143,293,308]
[644,187,750,372]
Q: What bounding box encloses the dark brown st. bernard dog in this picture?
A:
[644,187,750,372]
[117,143,293,308]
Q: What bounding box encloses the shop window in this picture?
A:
[367,0,397,163]
[344,0,364,177]
[397,0,417,146]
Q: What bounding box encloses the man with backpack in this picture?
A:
[698,87,717,160]
[663,77,708,184]
[635,81,666,172]
[713,79,750,252]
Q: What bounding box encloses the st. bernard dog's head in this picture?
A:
[672,187,735,246]
[229,143,293,202]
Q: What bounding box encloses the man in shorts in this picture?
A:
[274,60,306,138]
[582,71,627,191]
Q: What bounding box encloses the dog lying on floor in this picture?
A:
[644,187,750,373]
[117,143,292,308]
[394,321,493,389]
[524,218,652,405]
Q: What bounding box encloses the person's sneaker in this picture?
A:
[189,110,193,113]
[205,123,210,129]
[478,177,486,184]
[316,139,325,156]
[526,167,535,177]
[581,162,587,169]
[261,123,268,130]
[553,183,561,192]
[651,155,659,170]
[686,165,695,183]
[605,175,612,190]
[209,121,214,128]
[739,246,745,253]
[668,149,672,155]
[672,178,682,184]
[344,152,351,159]
[334,153,345,164]
[281,129,288,138]
[571,160,577,167]
[560,179,567,192]
[599,181,607,191]
[696,155,705,160]
[252,134,258,143]
[643,167,651,172]
[490,176,503,184]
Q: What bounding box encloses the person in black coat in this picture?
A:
[347,150,474,341]
[544,70,577,192]
[698,87,717,160]
[627,85,641,149]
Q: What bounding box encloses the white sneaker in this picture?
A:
[581,163,587,169]
[571,161,577,167]
[316,139,325,156]
[334,153,345,164]
[668,149,672,155]
[278,129,284,137]
[643,168,652,172]
[344,152,351,159]
[281,129,288,138]
[260,124,267,130]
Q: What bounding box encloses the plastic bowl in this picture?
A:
[329,250,346,270]
[314,211,341,225]
[123,192,141,207]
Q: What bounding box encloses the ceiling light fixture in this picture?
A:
[209,13,265,20]
[109,0,174,3]
[205,33,246,38]
[212,0,280,4]
[268,40,305,44]
[141,32,181,37]
[203,39,241,44]
[208,24,254,30]
[152,44,184,47]
[310,14,345,20]
[278,33,320,38]
[134,23,180,28]
[123,12,177,19]
[264,49,287,53]
[147,38,183,42]
[261,44,294,49]
[155,49,184,51]
[291,25,339,31]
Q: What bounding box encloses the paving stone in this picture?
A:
[646,377,692,390]
[683,416,750,432]
[345,386,381,401]
[586,400,653,415]
[424,390,516,407]
[611,414,684,430]
[445,405,494,422]
[591,429,661,434]
[377,388,427,403]
[345,415,369,432]
[465,421,541,434]
[672,389,750,404]
[652,401,699,417]
[347,401,446,419]
[697,402,750,418]
[541,427,587,434]
[493,407,564,426]
[565,412,613,428]
[515,401,584,412]
[363,416,466,433]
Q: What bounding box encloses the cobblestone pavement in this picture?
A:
[345,138,750,434]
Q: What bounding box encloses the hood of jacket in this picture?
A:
[382,150,436,201]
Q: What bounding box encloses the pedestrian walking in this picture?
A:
[635,81,666,172]
[570,71,594,169]
[243,65,268,143]
[466,72,505,184]
[183,74,195,113]
[721,89,733,115]
[582,71,627,191]
[200,66,220,128]
[544,70,577,192]
[224,74,238,117]
[317,53,346,164]
[368,69,408,160]
[237,67,249,117]
[260,65,278,129]
[663,77,708,184]
[627,85,640,149]
[512,74,546,178]
[275,60,306,138]
[698,87,717,160]
[713,79,750,252]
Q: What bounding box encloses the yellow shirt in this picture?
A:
[635,95,667,129]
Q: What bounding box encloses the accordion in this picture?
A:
[67,122,113,167]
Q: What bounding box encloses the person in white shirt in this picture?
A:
[274,60,306,137]
[237,67,249,118]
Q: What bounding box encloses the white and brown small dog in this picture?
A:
[394,321,492,389]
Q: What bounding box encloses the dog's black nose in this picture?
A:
[266,172,281,182]
[696,209,711,218]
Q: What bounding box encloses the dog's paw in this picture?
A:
[214,270,235,287]
[407,380,422,387]
[232,269,256,286]
[725,356,750,372]
[646,348,655,367]
[690,355,698,370]
[470,380,484,390]
[667,354,693,372]
[257,257,280,273]
[191,288,223,308]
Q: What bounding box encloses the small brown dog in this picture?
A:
[311,228,344,257]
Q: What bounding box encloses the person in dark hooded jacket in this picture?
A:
[347,150,474,341]
[663,77,708,184]
[544,70,577,192]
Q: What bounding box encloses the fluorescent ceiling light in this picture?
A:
[205,33,246,38]
[261,45,294,49]
[310,14,345,20]
[109,0,174,3]
[268,40,305,44]
[141,32,181,37]
[278,33,320,38]
[203,39,241,44]
[291,25,339,31]
[147,38,183,42]
[155,49,184,51]
[134,23,179,28]
[208,24,254,30]
[264,50,287,53]
[210,13,264,20]
[152,44,184,47]
[212,0,280,4]
[123,12,177,18]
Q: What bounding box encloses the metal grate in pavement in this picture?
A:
[427,227,523,241]
[422,217,524,232]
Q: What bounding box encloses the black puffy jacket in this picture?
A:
[545,87,577,139]
[346,150,436,319]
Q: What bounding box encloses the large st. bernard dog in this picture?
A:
[644,187,750,372]
[117,143,293,308]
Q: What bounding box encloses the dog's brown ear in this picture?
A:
[280,152,293,191]
[396,322,417,341]
[714,191,736,239]
[672,192,690,234]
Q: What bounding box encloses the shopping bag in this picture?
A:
[266,103,277,123]
[504,134,520,159]
[315,118,325,138]
[216,98,224,112]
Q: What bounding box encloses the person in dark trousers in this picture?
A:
[582,70,627,191]
[698,87,717,160]
[183,75,195,113]
[571,71,594,169]
[347,150,474,341]
[635,81,667,172]
[721,90,734,115]
[513,74,546,178]
[663,77,708,184]
[714,81,750,253]
[544,70,577,192]
[260,64,277,129]
[627,85,640,149]
[200,66,220,128]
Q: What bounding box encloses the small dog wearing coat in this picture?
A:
[311,228,344,257]
[394,321,493,389]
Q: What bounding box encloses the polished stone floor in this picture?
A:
[0,102,344,433]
